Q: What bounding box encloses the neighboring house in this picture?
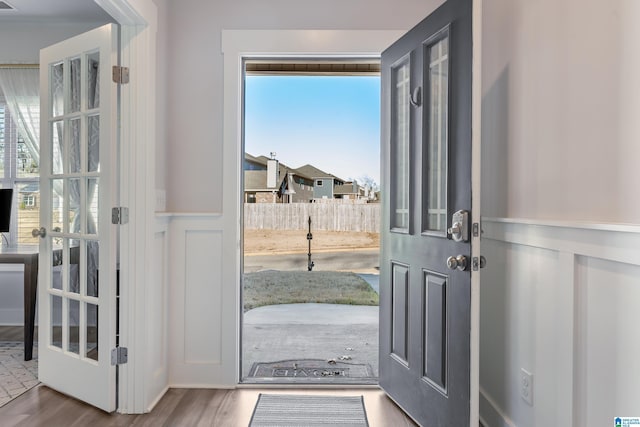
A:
[295,164,346,200]
[333,180,366,201]
[244,153,314,203]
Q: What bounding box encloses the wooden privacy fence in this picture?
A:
[244,203,381,233]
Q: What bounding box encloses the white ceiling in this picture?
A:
[0,0,114,23]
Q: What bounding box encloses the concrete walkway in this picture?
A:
[242,303,379,383]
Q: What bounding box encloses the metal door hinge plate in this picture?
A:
[112,207,129,225]
[112,65,130,84]
[111,347,128,365]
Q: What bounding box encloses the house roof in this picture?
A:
[245,153,268,167]
[245,153,352,190]
[19,183,39,193]
[295,164,344,182]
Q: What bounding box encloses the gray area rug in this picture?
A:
[250,394,369,427]
[0,342,39,407]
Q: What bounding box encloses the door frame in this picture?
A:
[92,0,159,414]
[222,29,404,386]
[221,10,482,425]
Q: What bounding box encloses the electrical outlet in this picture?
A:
[520,368,534,406]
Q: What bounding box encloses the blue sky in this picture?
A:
[244,75,381,185]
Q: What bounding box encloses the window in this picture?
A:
[316,180,323,187]
[23,194,35,207]
[0,100,39,245]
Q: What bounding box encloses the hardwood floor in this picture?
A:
[0,385,418,427]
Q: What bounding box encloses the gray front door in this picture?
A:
[379,0,473,425]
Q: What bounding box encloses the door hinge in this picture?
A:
[112,65,130,84]
[111,347,128,365]
[112,207,129,225]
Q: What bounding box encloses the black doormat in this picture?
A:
[248,359,374,378]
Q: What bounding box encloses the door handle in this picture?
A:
[31,227,46,238]
[446,254,468,271]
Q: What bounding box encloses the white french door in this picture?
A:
[37,23,119,412]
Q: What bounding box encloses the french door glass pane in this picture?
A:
[86,303,98,361]
[87,178,98,234]
[424,35,449,233]
[87,241,99,298]
[51,63,64,117]
[52,121,64,175]
[68,178,81,233]
[51,179,64,231]
[391,58,410,231]
[88,115,100,172]
[70,57,82,113]
[51,295,62,349]
[68,299,80,354]
[70,118,81,173]
[87,52,100,110]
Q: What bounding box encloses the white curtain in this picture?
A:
[0,68,40,165]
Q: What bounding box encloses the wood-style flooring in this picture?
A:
[0,385,419,427]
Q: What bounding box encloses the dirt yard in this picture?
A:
[244,229,380,255]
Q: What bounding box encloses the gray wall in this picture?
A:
[160,0,443,212]
[481,0,640,223]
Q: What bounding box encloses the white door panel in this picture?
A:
[38,23,119,412]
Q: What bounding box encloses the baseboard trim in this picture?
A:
[479,387,517,427]
[145,385,170,413]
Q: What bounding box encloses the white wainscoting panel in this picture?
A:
[479,218,640,427]
[184,230,223,364]
[167,214,237,387]
[573,256,640,427]
[145,216,170,411]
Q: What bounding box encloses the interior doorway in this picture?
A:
[240,59,381,384]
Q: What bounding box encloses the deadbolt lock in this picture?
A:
[447,210,469,242]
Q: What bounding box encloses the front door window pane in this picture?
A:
[424,34,449,233]
[391,58,411,231]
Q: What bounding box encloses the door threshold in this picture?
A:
[241,377,378,386]
[237,380,380,389]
